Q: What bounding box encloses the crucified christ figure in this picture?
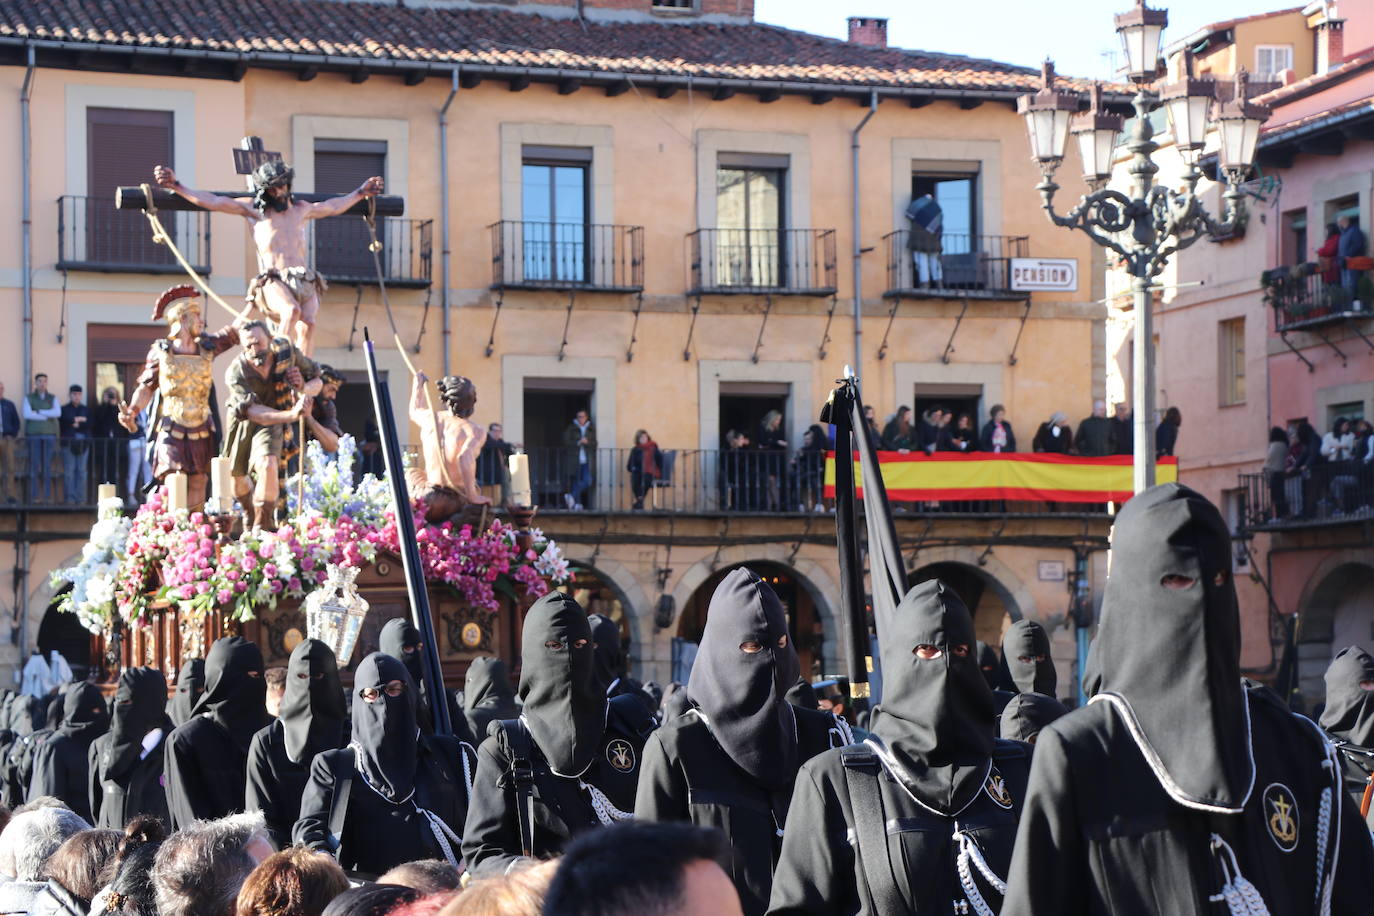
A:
[153,161,382,355]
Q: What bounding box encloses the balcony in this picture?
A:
[309,218,433,289]
[58,195,210,275]
[883,232,1028,299]
[687,228,837,296]
[1238,462,1374,532]
[489,221,644,293]
[1261,262,1374,332]
[2,438,129,511]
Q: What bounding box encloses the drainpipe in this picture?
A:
[851,90,878,376]
[17,45,35,660]
[439,68,458,376]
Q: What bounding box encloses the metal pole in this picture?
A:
[1125,86,1159,494]
[851,91,878,376]
[438,69,458,377]
[18,45,35,656]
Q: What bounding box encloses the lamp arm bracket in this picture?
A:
[1042,181,1134,260]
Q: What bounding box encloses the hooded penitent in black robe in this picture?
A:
[1001,619,1057,698]
[30,682,110,821]
[87,667,172,829]
[1,695,42,804]
[461,657,519,742]
[659,682,691,723]
[1320,645,1374,831]
[998,692,1065,745]
[975,641,1000,691]
[462,592,646,876]
[164,636,271,829]
[786,677,819,711]
[6,700,60,808]
[1002,484,1374,916]
[168,659,205,728]
[638,568,847,916]
[589,614,654,725]
[247,639,346,848]
[294,652,475,878]
[769,579,1030,916]
[379,618,436,732]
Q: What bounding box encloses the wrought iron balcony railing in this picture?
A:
[310,217,433,288]
[489,221,644,292]
[687,228,837,296]
[1260,263,1374,332]
[883,232,1028,298]
[1238,461,1374,531]
[58,195,210,275]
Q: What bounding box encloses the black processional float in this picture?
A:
[363,328,453,736]
[822,368,908,709]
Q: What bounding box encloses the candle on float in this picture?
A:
[166,472,189,513]
[210,457,232,512]
[508,451,531,506]
[97,483,117,503]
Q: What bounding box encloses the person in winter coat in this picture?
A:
[1155,406,1181,458]
[627,429,663,511]
[978,405,1017,453]
[1032,412,1073,454]
[30,682,110,822]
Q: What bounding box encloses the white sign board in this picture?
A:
[1011,258,1078,292]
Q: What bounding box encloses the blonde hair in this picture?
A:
[439,860,558,916]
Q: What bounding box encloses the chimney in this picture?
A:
[1316,16,1345,73]
[847,17,888,49]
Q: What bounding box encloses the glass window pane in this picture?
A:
[522,165,552,223]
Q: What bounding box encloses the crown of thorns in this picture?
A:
[251,159,294,189]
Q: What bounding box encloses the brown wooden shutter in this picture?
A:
[314,144,387,280]
[86,108,175,266]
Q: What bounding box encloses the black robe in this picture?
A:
[1001,687,1374,915]
[86,724,170,830]
[461,657,519,744]
[30,683,110,822]
[5,701,61,809]
[638,706,846,916]
[87,667,171,830]
[246,720,315,849]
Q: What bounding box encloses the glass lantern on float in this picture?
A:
[304,564,370,665]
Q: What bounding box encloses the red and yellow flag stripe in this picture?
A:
[823,452,1179,504]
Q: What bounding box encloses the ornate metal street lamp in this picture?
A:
[1018,0,1269,493]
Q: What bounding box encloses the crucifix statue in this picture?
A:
[150,138,384,355]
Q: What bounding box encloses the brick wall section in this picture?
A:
[847,17,888,49]
[1318,20,1345,73]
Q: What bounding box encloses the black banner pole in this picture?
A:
[823,375,870,705]
[363,329,452,736]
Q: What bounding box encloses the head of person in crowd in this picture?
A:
[487,422,505,442]
[872,579,995,816]
[1321,646,1374,748]
[169,658,206,728]
[377,859,461,896]
[975,641,1001,691]
[784,677,818,711]
[892,406,912,433]
[990,405,1006,425]
[150,812,273,916]
[101,667,169,784]
[1269,426,1289,446]
[863,404,876,426]
[999,692,1067,745]
[280,639,346,767]
[439,860,558,916]
[94,822,165,916]
[1094,482,1247,810]
[0,805,90,881]
[543,822,742,916]
[380,618,426,693]
[814,680,851,722]
[1049,410,1068,430]
[42,827,121,902]
[686,567,800,790]
[518,592,603,776]
[1163,406,1182,427]
[1002,619,1056,697]
[659,681,691,723]
[955,413,973,434]
[195,637,269,752]
[1091,399,1106,419]
[67,384,84,407]
[1114,402,1129,420]
[587,614,626,695]
[462,657,518,741]
[33,372,49,396]
[762,409,782,434]
[1331,416,1351,439]
[234,845,350,916]
[802,423,827,450]
[352,653,421,803]
[319,884,418,916]
[264,667,287,718]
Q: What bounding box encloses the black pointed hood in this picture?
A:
[998,692,1067,744]
[43,697,64,731]
[1092,482,1252,812]
[975,642,1001,691]
[870,579,995,816]
[462,657,518,742]
[351,652,419,801]
[170,659,205,728]
[1002,620,1056,696]
[1321,646,1374,748]
[193,637,270,754]
[587,614,626,694]
[785,677,819,711]
[102,667,168,782]
[56,682,110,748]
[660,682,691,723]
[687,568,801,790]
[281,639,346,766]
[518,592,604,776]
[8,696,42,738]
[379,618,425,692]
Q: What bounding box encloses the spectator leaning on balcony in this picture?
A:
[627,429,663,511]
[861,404,882,452]
[58,385,90,505]
[1321,417,1355,462]
[951,413,976,452]
[905,193,943,288]
[880,407,915,451]
[477,421,515,505]
[1316,222,1341,284]
[563,408,596,510]
[1110,401,1133,456]
[1075,400,1114,457]
[1265,426,1291,520]
[1155,406,1182,459]
[1354,419,1374,464]
[979,404,1017,453]
[22,373,60,503]
[757,410,788,512]
[1032,412,1073,454]
[90,386,126,495]
[0,382,18,504]
[1338,214,1366,304]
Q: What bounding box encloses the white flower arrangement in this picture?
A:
[50,497,131,634]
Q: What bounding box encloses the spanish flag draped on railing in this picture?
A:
[824,451,1179,504]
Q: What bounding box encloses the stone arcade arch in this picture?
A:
[558,552,652,679]
[1294,552,1374,704]
[909,560,1025,649]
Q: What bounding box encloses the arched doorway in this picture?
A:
[564,562,634,675]
[909,561,1020,649]
[1296,560,1374,702]
[674,562,826,683]
[36,591,93,681]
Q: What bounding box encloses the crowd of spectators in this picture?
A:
[1264,416,1374,521]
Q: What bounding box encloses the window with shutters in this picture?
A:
[86,323,163,405]
[1218,317,1246,406]
[1255,45,1293,81]
[85,108,175,267]
[313,139,386,281]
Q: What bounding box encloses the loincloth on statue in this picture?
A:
[247,267,328,313]
[405,467,471,524]
[150,417,215,478]
[223,417,285,480]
